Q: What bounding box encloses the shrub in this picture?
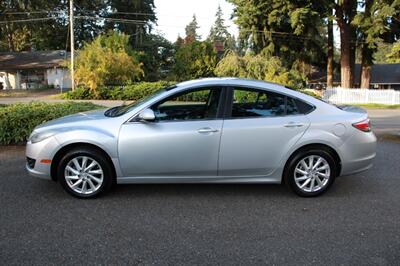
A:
[63,81,176,100]
[215,52,307,90]
[0,102,102,144]
[299,89,321,99]
[73,32,144,94]
[172,41,217,81]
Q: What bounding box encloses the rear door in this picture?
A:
[218,87,310,177]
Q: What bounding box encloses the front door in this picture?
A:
[118,87,224,178]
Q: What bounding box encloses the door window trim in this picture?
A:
[223,86,315,120]
[128,86,228,124]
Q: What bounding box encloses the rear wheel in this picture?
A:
[58,148,114,198]
[285,149,337,197]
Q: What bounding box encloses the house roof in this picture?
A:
[0,50,70,71]
[354,64,400,84]
[309,63,400,85]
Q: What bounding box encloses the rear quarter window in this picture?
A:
[287,97,314,115]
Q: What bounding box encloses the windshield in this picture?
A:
[104,88,169,117]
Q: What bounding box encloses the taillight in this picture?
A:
[352,118,371,132]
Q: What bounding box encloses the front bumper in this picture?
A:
[25,136,60,180]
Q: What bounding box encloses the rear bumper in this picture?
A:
[339,131,377,176]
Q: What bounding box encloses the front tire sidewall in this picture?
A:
[285,150,336,197]
[58,149,113,199]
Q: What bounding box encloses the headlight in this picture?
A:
[29,130,57,143]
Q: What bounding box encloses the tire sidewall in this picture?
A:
[58,149,113,198]
[285,149,336,197]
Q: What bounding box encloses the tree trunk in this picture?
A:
[5,24,15,51]
[360,63,371,89]
[327,17,334,88]
[360,39,373,89]
[360,0,373,89]
[335,0,357,88]
[339,23,353,88]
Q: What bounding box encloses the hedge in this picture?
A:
[63,81,176,100]
[0,102,102,145]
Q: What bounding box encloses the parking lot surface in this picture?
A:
[1,138,400,265]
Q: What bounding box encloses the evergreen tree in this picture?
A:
[354,0,399,88]
[228,0,327,71]
[0,0,68,51]
[106,0,156,48]
[184,15,200,43]
[208,5,235,52]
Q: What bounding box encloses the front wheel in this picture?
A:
[285,149,337,197]
[57,148,114,198]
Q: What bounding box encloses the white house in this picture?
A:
[0,50,72,90]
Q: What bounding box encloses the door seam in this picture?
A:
[216,119,225,176]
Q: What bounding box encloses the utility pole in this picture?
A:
[69,0,75,91]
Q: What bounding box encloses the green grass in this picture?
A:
[353,103,400,109]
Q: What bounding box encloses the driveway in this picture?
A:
[367,109,400,136]
[1,139,400,265]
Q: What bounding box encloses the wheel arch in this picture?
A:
[50,142,116,181]
[283,143,342,180]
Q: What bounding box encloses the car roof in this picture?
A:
[176,77,283,89]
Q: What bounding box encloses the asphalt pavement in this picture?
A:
[1,138,400,265]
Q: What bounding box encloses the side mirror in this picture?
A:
[138,108,156,122]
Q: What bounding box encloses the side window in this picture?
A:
[286,97,300,115]
[151,88,222,121]
[287,96,314,115]
[231,88,285,118]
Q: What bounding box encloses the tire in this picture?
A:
[284,148,337,197]
[57,148,114,198]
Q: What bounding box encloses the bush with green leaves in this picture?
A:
[0,102,102,144]
[63,81,176,100]
[171,41,217,81]
[215,51,307,90]
[72,32,144,94]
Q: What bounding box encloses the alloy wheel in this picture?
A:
[294,155,331,193]
[64,156,104,195]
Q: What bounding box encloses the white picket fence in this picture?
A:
[322,88,400,105]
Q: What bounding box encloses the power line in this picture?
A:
[0,13,393,45]
[74,15,148,25]
[0,17,58,24]
[0,10,65,15]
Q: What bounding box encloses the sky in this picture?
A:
[153,0,340,47]
[153,0,239,42]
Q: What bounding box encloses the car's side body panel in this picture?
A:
[118,120,223,177]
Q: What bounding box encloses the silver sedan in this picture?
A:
[26,78,377,198]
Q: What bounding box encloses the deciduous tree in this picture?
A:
[74,32,143,93]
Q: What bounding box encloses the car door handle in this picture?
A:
[197,127,219,134]
[284,122,305,128]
